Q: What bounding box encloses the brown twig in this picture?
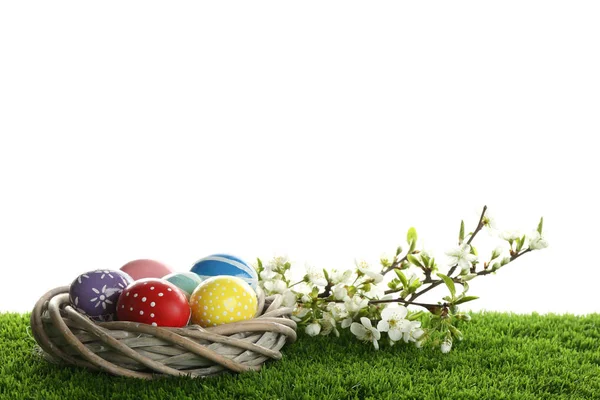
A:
[382,254,409,276]
[330,297,440,311]
[447,205,487,277]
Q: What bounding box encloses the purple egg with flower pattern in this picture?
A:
[69,269,133,321]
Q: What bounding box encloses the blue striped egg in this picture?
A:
[190,254,258,289]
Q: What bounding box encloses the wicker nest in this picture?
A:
[30,286,297,379]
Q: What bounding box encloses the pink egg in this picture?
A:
[119,259,173,281]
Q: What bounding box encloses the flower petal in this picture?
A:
[360,317,372,329]
[380,307,394,320]
[412,328,425,340]
[377,320,390,332]
[371,328,381,340]
[395,306,408,319]
[388,328,402,342]
[350,322,367,339]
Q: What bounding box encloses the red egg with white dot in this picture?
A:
[116,278,190,327]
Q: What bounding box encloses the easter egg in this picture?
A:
[190,254,258,289]
[69,270,133,322]
[116,278,191,327]
[163,272,203,298]
[119,259,173,281]
[189,276,258,328]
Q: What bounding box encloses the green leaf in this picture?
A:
[322,269,330,282]
[437,273,456,298]
[407,227,418,245]
[421,253,430,268]
[453,295,479,305]
[461,281,470,295]
[491,247,501,260]
[396,246,403,256]
[516,234,526,252]
[470,245,478,256]
[311,286,319,299]
[394,270,409,289]
[407,254,424,268]
[428,256,437,269]
[408,240,417,254]
[407,311,425,321]
[409,278,422,292]
[257,258,263,270]
[459,220,465,245]
[537,216,544,235]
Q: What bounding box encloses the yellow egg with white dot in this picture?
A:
[189,275,258,327]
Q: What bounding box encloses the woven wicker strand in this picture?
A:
[30,286,297,379]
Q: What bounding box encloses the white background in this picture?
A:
[1,2,598,314]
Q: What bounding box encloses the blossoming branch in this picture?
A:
[255,206,548,353]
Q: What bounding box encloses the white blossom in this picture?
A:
[356,261,384,283]
[344,295,369,314]
[293,282,313,296]
[281,289,297,307]
[376,306,409,342]
[292,307,310,322]
[528,231,549,250]
[268,255,289,269]
[501,230,522,241]
[482,209,497,232]
[305,321,321,337]
[259,268,278,280]
[364,284,386,300]
[350,317,381,350]
[378,306,423,344]
[306,267,328,287]
[402,321,424,343]
[320,312,339,337]
[300,294,312,304]
[327,302,349,319]
[329,269,353,285]
[333,285,348,300]
[445,243,477,273]
[263,279,287,294]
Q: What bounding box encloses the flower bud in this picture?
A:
[305,322,321,337]
[491,246,504,260]
[441,340,452,354]
[456,313,471,322]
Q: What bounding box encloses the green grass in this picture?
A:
[1,312,600,400]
